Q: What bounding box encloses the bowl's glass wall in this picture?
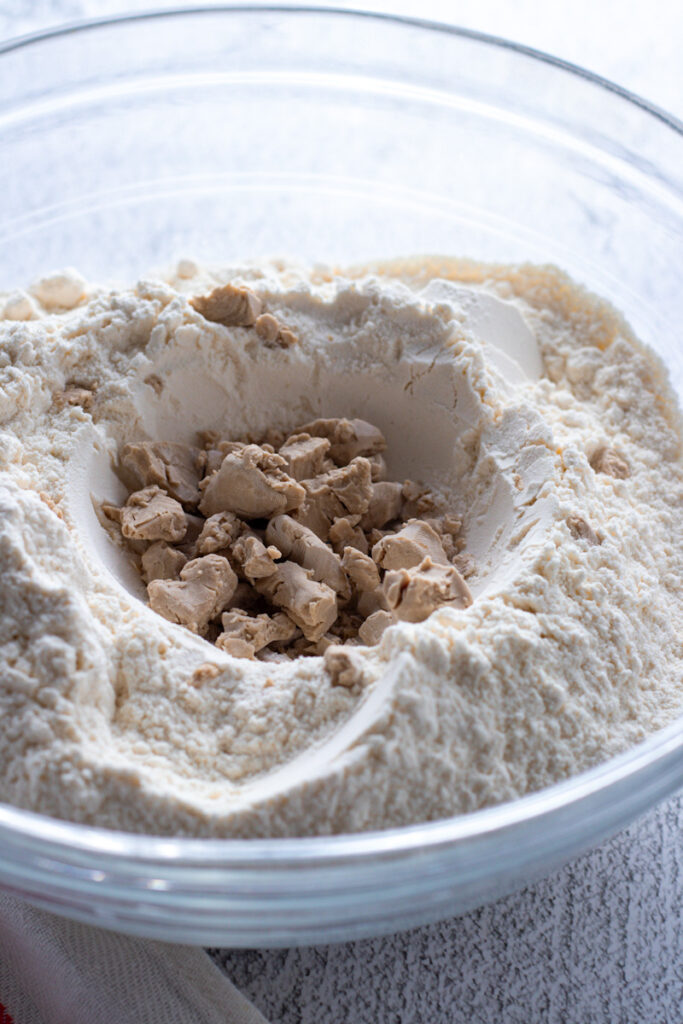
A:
[0,10,682,945]
[2,11,681,389]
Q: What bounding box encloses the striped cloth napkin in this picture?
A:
[0,894,268,1024]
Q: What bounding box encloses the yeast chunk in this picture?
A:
[119,486,187,543]
[383,557,472,623]
[199,445,305,519]
[148,554,238,634]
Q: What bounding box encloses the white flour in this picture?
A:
[0,258,681,837]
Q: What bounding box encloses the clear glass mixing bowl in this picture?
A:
[0,7,681,947]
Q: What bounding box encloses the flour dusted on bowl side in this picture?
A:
[0,257,681,837]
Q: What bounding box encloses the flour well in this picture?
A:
[0,257,681,837]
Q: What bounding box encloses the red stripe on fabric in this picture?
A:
[0,1001,16,1024]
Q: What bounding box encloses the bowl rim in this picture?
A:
[0,4,682,868]
[1,3,681,133]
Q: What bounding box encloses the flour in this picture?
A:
[0,257,681,837]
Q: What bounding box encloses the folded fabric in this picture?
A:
[0,893,268,1024]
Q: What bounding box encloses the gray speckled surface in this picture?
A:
[214,797,683,1022]
[1,4,682,1022]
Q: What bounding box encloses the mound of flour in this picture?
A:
[0,257,681,837]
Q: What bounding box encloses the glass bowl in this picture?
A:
[0,7,681,947]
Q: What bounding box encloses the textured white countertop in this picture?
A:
[0,3,681,1022]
